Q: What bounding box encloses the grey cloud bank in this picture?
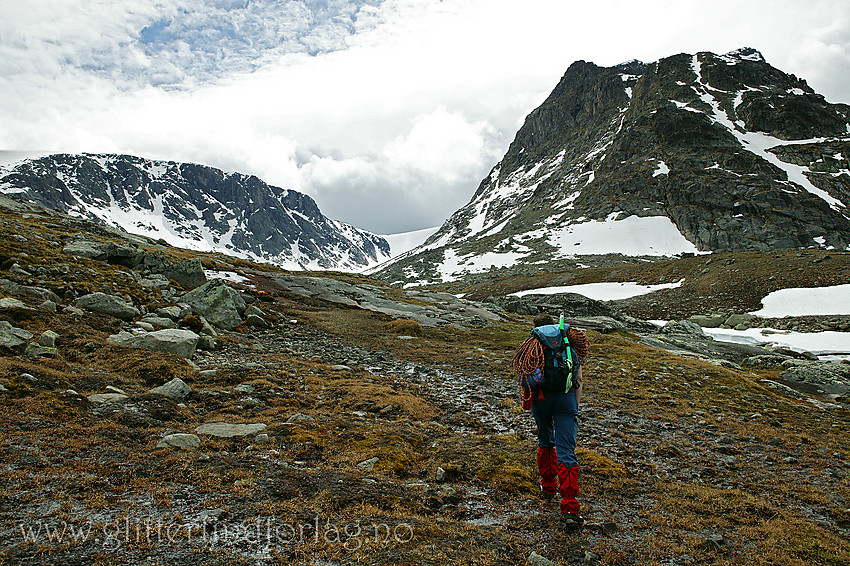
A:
[1,0,849,234]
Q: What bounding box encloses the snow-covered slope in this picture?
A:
[0,153,390,271]
[375,48,850,285]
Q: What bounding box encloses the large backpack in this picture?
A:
[531,324,578,393]
[514,323,579,407]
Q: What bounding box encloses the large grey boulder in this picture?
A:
[180,280,246,330]
[0,321,33,353]
[194,422,267,438]
[0,279,61,303]
[780,360,850,397]
[661,320,706,337]
[150,377,193,399]
[63,238,144,268]
[688,314,727,328]
[163,258,207,290]
[77,293,139,321]
[109,329,200,358]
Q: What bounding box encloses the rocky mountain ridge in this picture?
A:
[375,47,850,285]
[0,153,390,271]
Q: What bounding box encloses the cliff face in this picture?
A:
[374,48,850,285]
[0,153,390,271]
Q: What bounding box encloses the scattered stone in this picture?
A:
[156,433,201,450]
[136,321,156,332]
[285,413,315,424]
[37,331,58,348]
[0,297,29,309]
[199,369,218,378]
[527,551,558,566]
[358,457,379,470]
[0,320,33,353]
[140,316,177,329]
[62,238,144,267]
[163,258,207,290]
[254,433,270,444]
[181,280,246,330]
[87,393,129,404]
[156,306,184,320]
[106,385,127,395]
[39,300,57,312]
[0,383,8,393]
[435,467,447,482]
[150,377,193,400]
[10,264,32,277]
[661,320,706,337]
[245,314,269,328]
[234,383,255,394]
[725,313,755,328]
[77,292,139,321]
[195,422,267,438]
[742,354,790,368]
[688,314,726,328]
[0,279,61,303]
[331,365,351,371]
[25,343,58,358]
[109,328,200,358]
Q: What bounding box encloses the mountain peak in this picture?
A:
[723,46,766,63]
[375,49,850,285]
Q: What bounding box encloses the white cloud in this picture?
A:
[1,0,849,234]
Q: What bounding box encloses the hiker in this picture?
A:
[513,313,589,526]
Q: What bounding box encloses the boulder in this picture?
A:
[150,377,193,400]
[163,258,207,290]
[25,344,57,358]
[63,238,144,267]
[0,279,61,303]
[108,329,200,358]
[725,313,756,328]
[742,354,791,368]
[688,314,726,328]
[194,422,267,438]
[77,293,139,321]
[37,330,59,348]
[156,433,201,450]
[156,306,185,320]
[87,393,129,404]
[661,320,706,337]
[140,316,177,329]
[0,297,30,310]
[0,321,33,353]
[180,280,246,330]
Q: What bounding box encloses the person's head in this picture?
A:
[533,313,555,327]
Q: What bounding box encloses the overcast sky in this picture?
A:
[1,0,849,234]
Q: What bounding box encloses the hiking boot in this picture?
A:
[560,512,584,527]
[540,485,557,501]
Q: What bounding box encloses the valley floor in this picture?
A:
[1,302,848,565]
[0,209,848,565]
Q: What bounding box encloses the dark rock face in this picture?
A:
[0,154,390,271]
[376,48,850,285]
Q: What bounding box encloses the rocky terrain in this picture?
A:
[0,204,849,566]
[376,48,850,285]
[0,153,390,271]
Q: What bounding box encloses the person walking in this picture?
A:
[514,313,589,526]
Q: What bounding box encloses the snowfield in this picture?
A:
[510,280,685,301]
[749,283,850,317]
[703,327,850,359]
